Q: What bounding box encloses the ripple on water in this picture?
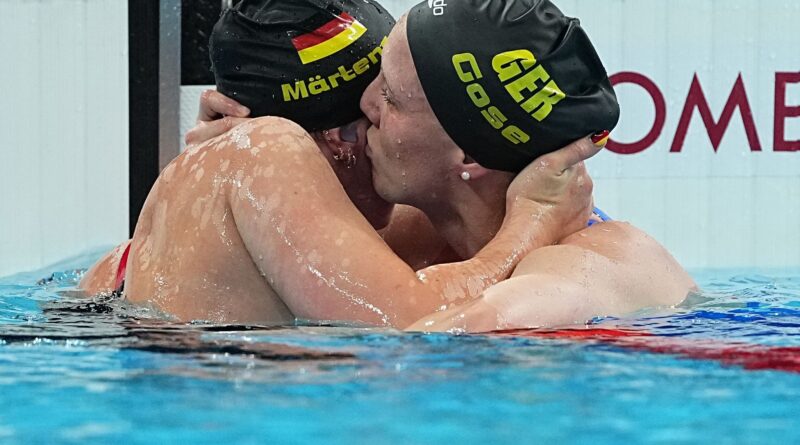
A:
[1,261,800,444]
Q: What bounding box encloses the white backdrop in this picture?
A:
[556,0,800,268]
[0,0,129,277]
[2,0,794,276]
[183,0,800,269]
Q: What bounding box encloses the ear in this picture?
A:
[461,162,492,181]
[458,154,492,181]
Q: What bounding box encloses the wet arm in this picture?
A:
[229,119,558,328]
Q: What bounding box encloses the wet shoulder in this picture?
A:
[230,116,317,155]
[560,221,666,263]
[152,116,322,201]
[176,117,316,164]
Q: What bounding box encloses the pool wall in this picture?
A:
[0,1,129,277]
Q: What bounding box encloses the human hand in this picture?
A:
[506,133,608,241]
[184,89,251,146]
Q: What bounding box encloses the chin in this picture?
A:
[364,199,394,230]
[371,172,404,202]
[369,211,393,230]
[371,176,391,202]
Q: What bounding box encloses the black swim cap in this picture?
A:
[210,0,395,132]
[407,0,619,172]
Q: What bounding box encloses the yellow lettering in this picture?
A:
[452,53,483,83]
[481,106,508,130]
[308,75,331,95]
[521,79,566,121]
[328,72,343,88]
[504,65,550,103]
[279,41,386,102]
[282,81,309,102]
[502,126,531,145]
[367,37,387,64]
[454,50,537,145]
[492,49,537,82]
[338,65,356,81]
[466,83,490,108]
[353,57,371,75]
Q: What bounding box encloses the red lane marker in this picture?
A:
[493,328,800,374]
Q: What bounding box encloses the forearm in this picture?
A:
[406,272,589,333]
[414,199,554,310]
[232,119,563,328]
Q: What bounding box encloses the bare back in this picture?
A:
[124,121,294,324]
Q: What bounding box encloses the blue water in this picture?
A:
[1,252,800,445]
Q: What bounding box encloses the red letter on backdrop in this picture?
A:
[607,72,667,155]
[774,72,800,152]
[671,73,762,152]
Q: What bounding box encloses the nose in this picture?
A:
[360,76,382,128]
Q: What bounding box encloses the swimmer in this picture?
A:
[367,1,697,331]
[80,0,599,327]
[191,0,697,332]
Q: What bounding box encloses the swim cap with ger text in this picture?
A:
[407,0,619,172]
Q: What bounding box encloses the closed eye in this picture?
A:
[380,87,394,105]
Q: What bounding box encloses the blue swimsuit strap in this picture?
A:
[593,207,612,222]
[587,207,612,227]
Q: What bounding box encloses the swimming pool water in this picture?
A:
[1,251,799,444]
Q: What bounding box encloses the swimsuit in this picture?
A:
[589,207,612,226]
[113,242,131,295]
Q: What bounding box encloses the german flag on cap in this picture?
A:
[291,8,367,65]
[210,0,396,132]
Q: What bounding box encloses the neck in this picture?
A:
[415,175,511,259]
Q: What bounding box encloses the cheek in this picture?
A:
[382,114,413,148]
[377,114,400,151]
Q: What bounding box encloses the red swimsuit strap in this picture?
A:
[114,242,132,293]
